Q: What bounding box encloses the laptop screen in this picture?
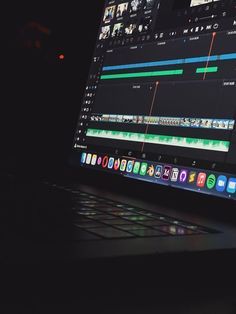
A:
[72,0,236,200]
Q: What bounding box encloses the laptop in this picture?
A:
[37,0,236,261]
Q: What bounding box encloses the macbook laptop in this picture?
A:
[41,0,236,260]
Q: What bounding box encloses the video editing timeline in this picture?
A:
[90,113,234,130]
[73,0,236,200]
[87,80,235,158]
[80,151,236,200]
[88,113,234,157]
[101,30,236,81]
[86,27,236,163]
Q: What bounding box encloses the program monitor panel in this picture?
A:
[73,0,236,200]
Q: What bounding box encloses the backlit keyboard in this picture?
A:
[44,182,218,240]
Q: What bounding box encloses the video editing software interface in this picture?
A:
[73,0,236,200]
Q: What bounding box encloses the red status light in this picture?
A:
[58,54,65,60]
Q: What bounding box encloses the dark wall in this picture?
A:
[1,1,104,176]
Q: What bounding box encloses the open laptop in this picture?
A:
[42,0,236,260]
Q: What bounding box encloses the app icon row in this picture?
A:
[81,152,236,194]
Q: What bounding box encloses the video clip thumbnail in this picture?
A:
[99,25,111,40]
[116,2,129,18]
[112,23,124,37]
[125,22,137,35]
[103,5,116,23]
[130,0,143,13]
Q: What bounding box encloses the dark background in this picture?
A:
[1,2,236,313]
[1,1,104,177]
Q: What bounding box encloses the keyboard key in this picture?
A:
[111,211,137,217]
[129,209,154,216]
[89,214,118,220]
[124,207,136,211]
[98,206,124,212]
[117,225,148,231]
[124,216,153,222]
[76,203,99,208]
[130,229,165,237]
[72,206,97,212]
[88,227,134,239]
[156,225,197,236]
[88,203,119,211]
[75,212,115,220]
[141,220,169,227]
[115,204,127,208]
[74,221,105,229]
[74,211,97,217]
[153,215,168,221]
[101,218,135,226]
